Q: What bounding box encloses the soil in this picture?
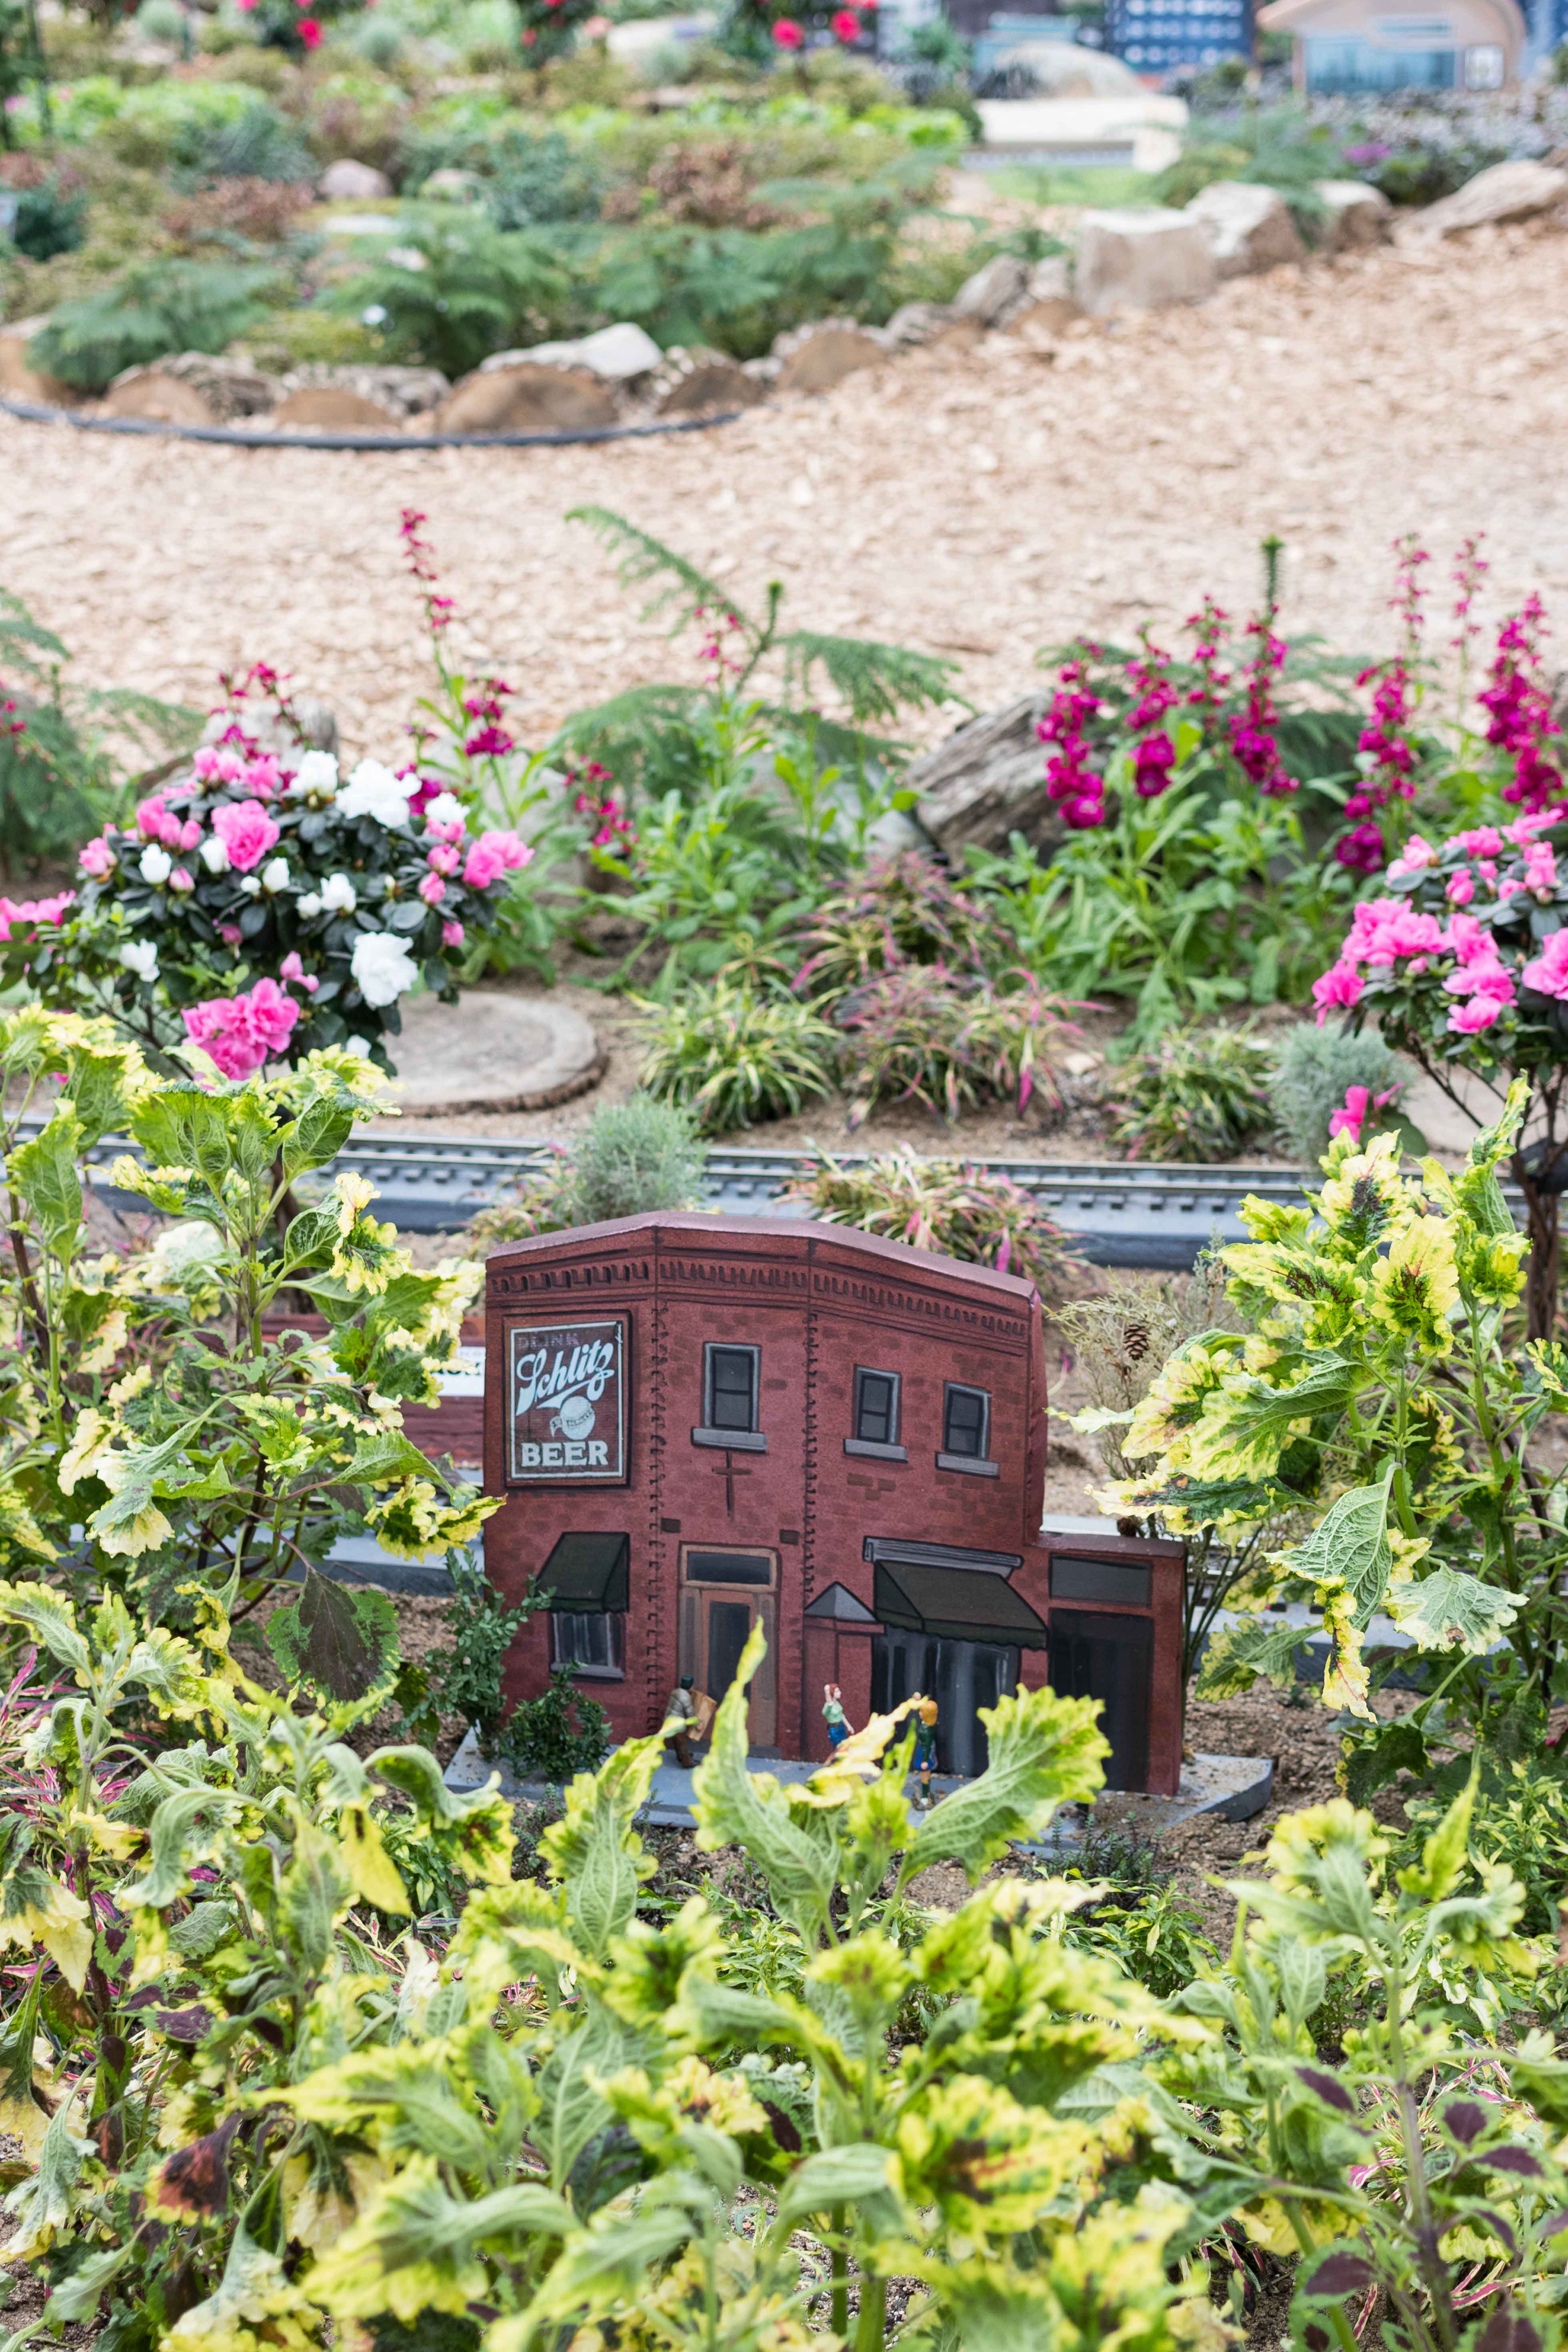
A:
[5,216,1568,770]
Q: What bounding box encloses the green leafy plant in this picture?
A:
[778,1143,1082,1297]
[30,255,284,393]
[637,975,838,1134]
[7,170,85,260]
[833,964,1077,1128]
[789,849,1003,998]
[464,1093,709,1251]
[328,210,571,379]
[1272,1021,1421,1165]
[495,1660,612,1779]
[1104,1024,1278,1162]
[1043,1818,1218,1999]
[395,1546,539,1755]
[1152,106,1343,235]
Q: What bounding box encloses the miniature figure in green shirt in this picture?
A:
[822,1683,851,1751]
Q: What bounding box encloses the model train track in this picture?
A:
[49,1122,1528,1270]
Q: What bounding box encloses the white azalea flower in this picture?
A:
[338,760,413,828]
[139,844,172,886]
[296,891,323,919]
[198,834,230,874]
[423,791,464,831]
[288,751,339,800]
[351,930,419,1009]
[120,940,158,982]
[260,857,290,894]
[239,875,262,898]
[321,873,358,914]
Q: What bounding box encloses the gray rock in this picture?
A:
[479,321,663,385]
[906,692,1063,858]
[157,351,284,418]
[742,353,781,386]
[1414,157,1568,238]
[644,344,764,417]
[1314,178,1393,253]
[319,158,394,202]
[1184,180,1305,277]
[882,301,964,347]
[1006,253,1078,335]
[1074,206,1217,314]
[953,251,1031,326]
[771,318,890,395]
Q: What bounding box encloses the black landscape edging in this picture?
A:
[0,391,749,452]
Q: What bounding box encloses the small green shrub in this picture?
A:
[834,965,1076,1128]
[779,1144,1081,1298]
[396,1549,538,1753]
[326,209,570,377]
[186,98,316,183]
[1104,1024,1276,1161]
[1271,1019,1420,1165]
[7,175,88,262]
[247,303,390,370]
[465,1094,710,1250]
[497,1661,612,1779]
[30,255,284,391]
[637,976,839,1134]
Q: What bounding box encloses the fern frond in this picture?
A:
[0,589,69,684]
[778,630,963,727]
[77,687,203,754]
[568,507,760,648]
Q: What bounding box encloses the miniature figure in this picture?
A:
[822,1683,851,1751]
[665,1673,698,1770]
[912,1694,939,1809]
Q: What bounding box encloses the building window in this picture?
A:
[942,1384,989,1458]
[855,1368,899,1446]
[551,1611,625,1677]
[705,1344,759,1433]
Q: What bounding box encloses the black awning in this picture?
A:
[873,1560,1048,1650]
[536,1532,630,1613]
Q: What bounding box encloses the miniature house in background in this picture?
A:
[483,1212,1184,1795]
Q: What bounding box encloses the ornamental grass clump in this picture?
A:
[1105,1024,1278,1162]
[833,964,1077,1129]
[636,976,838,1134]
[465,1093,708,1249]
[779,1144,1082,1297]
[789,851,1005,998]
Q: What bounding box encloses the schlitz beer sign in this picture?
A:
[508,1316,628,1482]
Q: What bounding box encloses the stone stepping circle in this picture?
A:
[388,991,604,1116]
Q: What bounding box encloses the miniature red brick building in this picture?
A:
[483,1212,1182,1794]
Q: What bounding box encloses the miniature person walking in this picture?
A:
[822,1682,852,1751]
[666,1674,699,1770]
[911,1695,939,1810]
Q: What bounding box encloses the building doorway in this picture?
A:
[678,1546,778,1748]
[870,1633,1020,1778]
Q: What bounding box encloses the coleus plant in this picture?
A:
[1091,1082,1568,1754]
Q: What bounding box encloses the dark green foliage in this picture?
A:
[30,256,284,392]
[9,174,86,261]
[183,99,314,184]
[1105,1025,1278,1161]
[1043,1819,1217,1999]
[497,1662,611,1781]
[326,210,570,379]
[403,1551,538,1751]
[1353,134,1510,206]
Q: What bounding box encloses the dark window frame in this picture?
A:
[703,1342,760,1436]
[550,1610,626,1679]
[941,1382,990,1460]
[853,1366,900,1447]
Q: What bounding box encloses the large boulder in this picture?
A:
[771,318,889,395]
[280,363,449,419]
[1006,253,1079,335]
[905,692,1063,859]
[103,366,221,426]
[0,315,81,407]
[953,251,1031,327]
[1184,180,1305,277]
[151,351,282,419]
[1074,206,1217,313]
[271,384,403,431]
[319,158,393,202]
[1314,178,1393,253]
[645,345,764,418]
[438,362,619,434]
[1415,158,1568,238]
[480,321,662,391]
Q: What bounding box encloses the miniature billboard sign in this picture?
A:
[508,1315,628,1482]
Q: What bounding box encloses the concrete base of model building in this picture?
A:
[443,1725,1272,1842]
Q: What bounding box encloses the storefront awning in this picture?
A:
[872,1560,1048,1649]
[536,1532,629,1613]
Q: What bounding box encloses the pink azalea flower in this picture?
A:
[1450,826,1505,857]
[1449,997,1502,1034]
[0,893,73,941]
[211,799,281,873]
[1525,841,1558,895]
[169,867,194,895]
[1387,835,1438,876]
[419,872,446,905]
[279,951,320,996]
[442,920,465,948]
[1521,930,1568,999]
[182,979,300,1080]
[1446,869,1474,906]
[831,4,861,34]
[136,793,188,847]
[218,924,243,947]
[427,842,461,876]
[462,829,531,889]
[1329,1084,1373,1142]
[78,836,116,877]
[1312,961,1364,1022]
[772,15,804,41]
